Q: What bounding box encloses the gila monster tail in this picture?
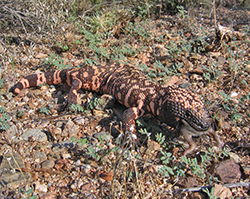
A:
[11,70,67,95]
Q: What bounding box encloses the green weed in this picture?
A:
[0,107,10,131]
[218,91,243,123]
[20,187,37,199]
[0,78,4,89]
[69,103,85,113]
[86,11,117,33]
[39,105,53,115]
[202,187,216,199]
[202,62,223,82]
[126,21,151,42]
[44,54,71,70]
[17,110,25,118]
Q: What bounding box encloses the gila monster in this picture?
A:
[11,63,223,155]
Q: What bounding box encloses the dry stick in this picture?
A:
[213,0,217,36]
[173,181,250,194]
[2,5,28,35]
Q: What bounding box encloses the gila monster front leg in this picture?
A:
[120,100,146,147]
[66,70,82,105]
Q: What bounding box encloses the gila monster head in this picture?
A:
[161,87,212,132]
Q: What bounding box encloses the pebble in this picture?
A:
[245,64,250,73]
[61,152,71,159]
[5,125,19,140]
[20,128,48,142]
[33,151,47,163]
[41,159,55,169]
[0,152,31,189]
[34,182,48,193]
[75,160,81,166]
[62,120,78,137]
[73,116,86,125]
[94,131,112,142]
[81,164,91,173]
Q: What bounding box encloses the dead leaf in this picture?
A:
[137,52,150,64]
[35,53,48,59]
[99,172,113,181]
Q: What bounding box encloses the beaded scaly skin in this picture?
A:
[12,63,223,154]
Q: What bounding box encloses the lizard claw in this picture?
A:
[117,131,140,150]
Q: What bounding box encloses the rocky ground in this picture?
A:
[0,1,250,198]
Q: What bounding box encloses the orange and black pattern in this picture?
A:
[12,63,212,137]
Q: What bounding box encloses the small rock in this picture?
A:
[54,159,68,170]
[33,151,47,163]
[213,184,232,199]
[70,179,84,190]
[230,91,238,98]
[188,192,206,199]
[52,140,75,151]
[218,56,226,65]
[210,159,241,183]
[245,64,250,73]
[34,182,48,193]
[55,120,64,128]
[20,128,47,142]
[5,125,19,140]
[61,153,71,159]
[147,139,161,151]
[81,164,91,173]
[4,92,13,101]
[76,160,81,166]
[228,152,241,163]
[0,152,31,189]
[242,165,250,177]
[182,176,199,188]
[41,159,55,169]
[39,193,57,199]
[62,120,78,137]
[190,74,203,81]
[94,131,112,142]
[49,125,62,136]
[73,116,86,125]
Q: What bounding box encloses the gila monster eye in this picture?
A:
[186,110,192,118]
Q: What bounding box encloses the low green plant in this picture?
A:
[72,133,111,161]
[156,131,229,183]
[0,107,10,130]
[44,54,71,70]
[217,91,243,123]
[0,77,4,88]
[56,42,69,51]
[202,62,223,82]
[202,187,216,199]
[125,21,151,42]
[69,103,85,113]
[20,187,37,199]
[39,105,53,115]
[17,110,25,118]
[87,97,103,110]
[159,151,176,177]
[86,11,117,33]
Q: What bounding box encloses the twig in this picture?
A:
[80,1,123,18]
[173,181,250,194]
[2,4,28,35]
[213,0,217,36]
